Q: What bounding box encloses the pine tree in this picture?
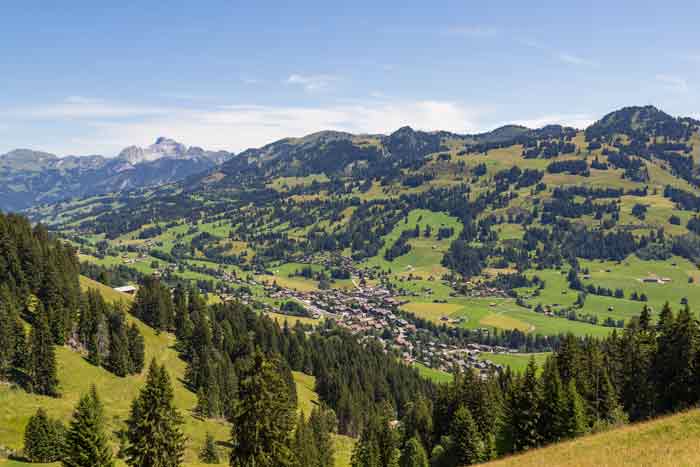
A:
[293,413,317,467]
[229,351,296,467]
[12,317,28,370]
[667,305,696,410]
[399,436,428,467]
[506,357,542,451]
[62,386,114,467]
[24,408,65,463]
[450,406,485,466]
[124,360,186,467]
[654,302,677,413]
[107,312,131,377]
[309,406,336,467]
[0,285,17,372]
[127,323,145,374]
[564,379,588,438]
[401,398,433,453]
[199,432,220,464]
[538,357,568,443]
[28,307,59,396]
[351,416,382,467]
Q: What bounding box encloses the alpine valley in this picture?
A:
[4,105,700,467]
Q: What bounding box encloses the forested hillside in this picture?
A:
[7,105,700,466]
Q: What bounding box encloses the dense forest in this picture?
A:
[0,212,144,396]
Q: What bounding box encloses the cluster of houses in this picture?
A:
[262,279,512,377]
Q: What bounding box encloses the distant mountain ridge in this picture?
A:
[0,137,235,211]
[4,105,698,212]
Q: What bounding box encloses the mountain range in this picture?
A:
[5,105,699,214]
[0,137,234,211]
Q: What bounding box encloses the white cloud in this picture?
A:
[511,113,595,130]
[518,38,597,67]
[557,53,597,67]
[443,26,499,37]
[286,74,338,92]
[15,96,168,119]
[32,100,484,155]
[656,74,689,92]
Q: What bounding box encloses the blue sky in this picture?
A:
[2,0,699,155]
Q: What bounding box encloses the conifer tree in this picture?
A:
[0,285,17,372]
[667,304,696,409]
[107,313,131,377]
[401,398,433,453]
[351,416,382,467]
[124,360,186,467]
[127,322,145,374]
[199,432,220,464]
[538,357,568,443]
[653,302,677,413]
[310,406,336,467]
[28,307,59,396]
[506,357,542,451]
[399,436,428,467]
[293,413,317,467]
[564,379,588,438]
[24,408,65,463]
[12,317,28,370]
[450,405,485,466]
[62,386,114,467]
[229,351,296,467]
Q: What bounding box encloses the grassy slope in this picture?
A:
[1,277,229,466]
[0,277,353,467]
[480,409,700,467]
[293,372,354,467]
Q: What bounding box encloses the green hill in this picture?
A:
[480,408,700,467]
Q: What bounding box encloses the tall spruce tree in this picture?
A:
[506,357,542,451]
[564,379,588,438]
[538,357,568,444]
[127,322,145,374]
[124,360,186,467]
[229,351,296,467]
[0,285,17,372]
[62,386,114,467]
[450,406,485,466]
[28,306,59,396]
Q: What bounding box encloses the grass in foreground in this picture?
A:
[481,408,700,467]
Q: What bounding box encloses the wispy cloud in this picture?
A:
[557,53,597,67]
[286,74,338,92]
[240,76,259,85]
[443,26,499,37]
[14,96,168,119]
[512,113,596,130]
[8,98,487,155]
[656,74,689,92]
[518,37,597,67]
